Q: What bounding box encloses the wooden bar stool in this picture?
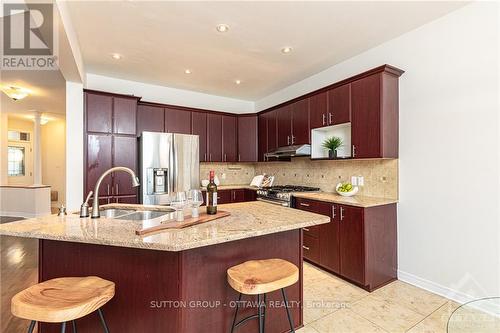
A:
[227,259,299,333]
[11,276,115,333]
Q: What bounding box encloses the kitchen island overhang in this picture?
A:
[0,202,329,333]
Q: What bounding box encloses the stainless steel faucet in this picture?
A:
[91,167,140,218]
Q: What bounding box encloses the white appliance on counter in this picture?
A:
[250,174,274,187]
[139,132,199,205]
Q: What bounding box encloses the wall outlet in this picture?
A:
[358,176,364,186]
[351,176,358,186]
[221,173,226,180]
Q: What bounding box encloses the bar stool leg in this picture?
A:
[27,321,36,333]
[257,294,264,333]
[281,288,295,333]
[97,308,110,333]
[72,320,77,333]
[262,294,267,333]
[61,322,66,333]
[230,293,242,333]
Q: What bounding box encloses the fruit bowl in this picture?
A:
[336,182,359,197]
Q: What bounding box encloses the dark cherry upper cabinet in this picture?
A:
[86,134,112,197]
[266,110,278,152]
[192,111,207,162]
[351,67,402,158]
[328,84,351,125]
[86,93,112,133]
[277,105,292,147]
[207,114,223,162]
[165,107,191,134]
[339,205,364,285]
[113,136,138,196]
[113,97,137,135]
[237,115,258,162]
[258,114,267,161]
[137,105,165,135]
[309,91,328,129]
[222,115,237,162]
[291,99,310,145]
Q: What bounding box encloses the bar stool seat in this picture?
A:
[227,259,299,295]
[12,276,114,332]
[227,259,299,333]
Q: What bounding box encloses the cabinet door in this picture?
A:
[86,93,112,133]
[277,105,292,147]
[216,190,232,204]
[222,115,237,162]
[258,114,267,161]
[137,105,164,135]
[113,97,137,135]
[237,116,258,162]
[86,134,112,197]
[303,234,320,264]
[320,204,340,274]
[339,205,365,285]
[207,114,222,162]
[351,74,381,158]
[291,99,310,145]
[328,84,350,125]
[113,136,138,196]
[266,110,278,152]
[309,92,328,129]
[244,189,257,202]
[164,107,191,134]
[192,112,207,162]
[231,189,246,203]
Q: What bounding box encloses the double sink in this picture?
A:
[99,208,174,221]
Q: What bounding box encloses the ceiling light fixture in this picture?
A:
[184,69,192,74]
[216,24,230,33]
[1,86,29,101]
[111,53,122,60]
[235,80,241,85]
[281,47,293,54]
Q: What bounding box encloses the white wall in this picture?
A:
[86,74,254,114]
[65,81,84,211]
[41,118,66,208]
[257,2,500,301]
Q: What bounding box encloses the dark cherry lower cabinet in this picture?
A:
[201,189,256,205]
[295,197,397,291]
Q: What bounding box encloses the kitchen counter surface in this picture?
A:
[0,201,329,252]
[292,192,398,208]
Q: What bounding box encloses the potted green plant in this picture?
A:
[322,136,343,159]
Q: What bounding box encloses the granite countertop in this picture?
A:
[292,192,398,208]
[0,202,329,252]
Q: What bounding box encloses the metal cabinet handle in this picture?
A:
[329,113,333,124]
[238,154,241,162]
[352,145,356,157]
[204,153,207,162]
[303,227,310,232]
[287,136,290,145]
[115,184,119,196]
[332,205,336,219]
[291,135,295,144]
[224,153,227,162]
[300,202,310,207]
[322,114,326,125]
[107,184,110,196]
[209,153,212,162]
[340,207,345,221]
[302,246,310,251]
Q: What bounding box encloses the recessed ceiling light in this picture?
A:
[185,69,192,74]
[1,86,29,101]
[216,24,230,33]
[281,47,293,54]
[111,53,122,60]
[235,80,241,85]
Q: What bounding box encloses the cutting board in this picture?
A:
[136,211,230,236]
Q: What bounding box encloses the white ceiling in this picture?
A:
[66,1,467,101]
[1,70,66,116]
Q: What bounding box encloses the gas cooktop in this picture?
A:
[256,185,320,207]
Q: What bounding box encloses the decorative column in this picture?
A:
[33,112,42,185]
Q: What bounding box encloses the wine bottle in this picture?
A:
[206,170,217,215]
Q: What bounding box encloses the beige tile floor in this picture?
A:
[299,262,500,333]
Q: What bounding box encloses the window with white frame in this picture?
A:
[8,146,25,176]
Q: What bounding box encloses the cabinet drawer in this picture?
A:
[295,197,332,216]
[216,190,232,204]
[302,225,320,238]
[303,234,320,263]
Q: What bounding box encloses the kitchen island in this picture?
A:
[0,201,329,333]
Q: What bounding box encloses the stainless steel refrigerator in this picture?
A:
[139,132,199,205]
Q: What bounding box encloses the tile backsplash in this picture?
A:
[201,158,398,199]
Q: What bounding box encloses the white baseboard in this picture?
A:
[398,270,500,317]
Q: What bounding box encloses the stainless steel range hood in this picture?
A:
[264,144,311,159]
